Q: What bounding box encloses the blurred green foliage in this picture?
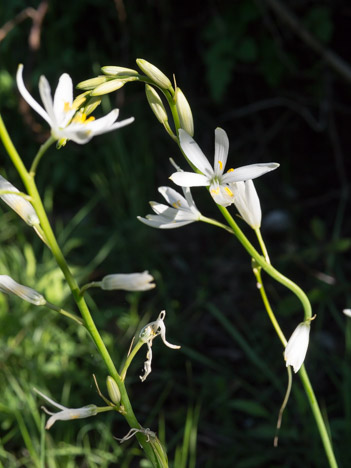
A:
[1,0,351,467]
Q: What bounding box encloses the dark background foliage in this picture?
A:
[0,0,350,467]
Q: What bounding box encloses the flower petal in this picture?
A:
[53,73,75,127]
[222,162,279,183]
[231,180,261,229]
[179,129,213,176]
[16,65,51,125]
[137,215,196,229]
[39,75,57,126]
[170,171,209,187]
[158,186,189,210]
[214,127,229,176]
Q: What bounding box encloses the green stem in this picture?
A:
[30,136,56,176]
[299,365,338,468]
[45,301,84,325]
[218,205,312,321]
[252,266,286,346]
[0,114,159,467]
[253,233,338,467]
[200,215,234,234]
[255,228,270,264]
[120,339,145,380]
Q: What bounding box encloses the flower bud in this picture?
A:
[284,321,311,373]
[91,79,126,96]
[0,275,46,305]
[101,66,139,76]
[106,376,121,405]
[0,175,39,226]
[145,84,168,124]
[175,87,194,136]
[136,59,172,90]
[77,76,109,90]
[81,96,102,116]
[101,271,155,291]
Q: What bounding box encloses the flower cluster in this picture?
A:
[17,64,134,146]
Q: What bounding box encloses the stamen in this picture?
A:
[224,187,234,197]
[63,102,71,113]
[227,168,234,173]
[172,200,182,209]
[218,160,223,171]
[211,187,220,195]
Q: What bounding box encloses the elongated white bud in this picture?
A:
[101,271,155,291]
[284,321,311,373]
[0,176,39,226]
[0,275,46,305]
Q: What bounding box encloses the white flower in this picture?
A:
[230,180,261,229]
[16,64,134,145]
[137,185,201,229]
[100,271,155,291]
[0,275,46,305]
[139,311,180,382]
[33,388,98,429]
[343,309,351,318]
[284,322,311,373]
[170,128,279,207]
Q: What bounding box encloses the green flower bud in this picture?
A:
[106,376,121,405]
[77,76,109,90]
[91,79,126,96]
[136,59,172,90]
[81,96,102,116]
[145,84,168,124]
[101,66,139,76]
[175,87,194,136]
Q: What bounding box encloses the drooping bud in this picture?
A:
[136,59,172,90]
[106,376,121,405]
[0,175,39,226]
[145,84,168,124]
[175,87,194,136]
[0,275,46,305]
[284,321,311,373]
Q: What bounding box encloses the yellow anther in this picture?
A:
[218,160,223,171]
[225,187,234,197]
[227,168,234,173]
[71,113,95,124]
[172,200,181,209]
[211,187,220,195]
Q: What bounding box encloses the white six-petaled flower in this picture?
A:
[33,388,98,429]
[137,185,201,229]
[16,64,134,145]
[170,128,279,207]
[284,321,311,373]
[230,179,262,229]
